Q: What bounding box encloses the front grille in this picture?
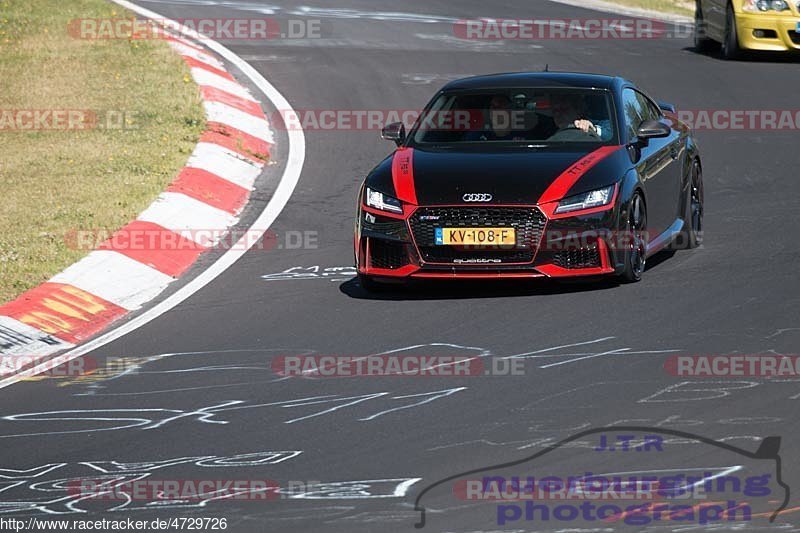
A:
[369,239,408,269]
[409,207,546,264]
[790,31,800,45]
[553,243,600,269]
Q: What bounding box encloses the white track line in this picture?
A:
[0,0,306,389]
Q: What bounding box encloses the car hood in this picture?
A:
[365,145,629,206]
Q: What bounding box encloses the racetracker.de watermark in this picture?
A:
[665,355,800,377]
[676,110,800,131]
[0,110,140,132]
[68,479,280,500]
[67,18,321,40]
[431,230,695,253]
[272,109,481,131]
[0,355,97,378]
[453,18,692,40]
[67,479,333,501]
[65,229,319,252]
[272,355,524,377]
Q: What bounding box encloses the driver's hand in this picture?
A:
[573,119,597,134]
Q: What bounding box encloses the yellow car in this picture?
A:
[695,0,800,58]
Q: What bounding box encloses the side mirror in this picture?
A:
[636,119,671,141]
[381,122,406,146]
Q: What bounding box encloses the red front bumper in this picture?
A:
[356,202,617,280]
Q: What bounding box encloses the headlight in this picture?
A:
[744,0,790,10]
[365,187,403,214]
[554,185,615,214]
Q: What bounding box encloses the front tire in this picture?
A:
[721,3,742,60]
[673,159,704,249]
[619,192,647,283]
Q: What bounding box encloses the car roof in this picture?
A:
[441,72,626,91]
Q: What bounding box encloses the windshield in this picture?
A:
[410,87,617,147]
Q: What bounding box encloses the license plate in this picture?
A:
[435,227,515,245]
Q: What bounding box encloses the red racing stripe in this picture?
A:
[0,282,127,344]
[391,148,417,205]
[181,56,235,81]
[200,86,266,118]
[97,220,205,278]
[204,123,272,163]
[537,145,623,205]
[167,167,250,214]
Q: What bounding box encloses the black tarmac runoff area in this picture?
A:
[2,0,800,532]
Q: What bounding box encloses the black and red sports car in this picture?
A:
[355,72,703,290]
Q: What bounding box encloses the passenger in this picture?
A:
[465,95,526,141]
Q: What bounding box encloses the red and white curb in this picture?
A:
[0,34,274,364]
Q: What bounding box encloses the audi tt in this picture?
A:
[354,72,704,291]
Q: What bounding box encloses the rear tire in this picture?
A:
[721,3,742,60]
[619,192,647,283]
[694,1,714,53]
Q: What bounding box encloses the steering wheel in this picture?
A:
[548,125,595,141]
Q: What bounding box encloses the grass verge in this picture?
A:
[0,0,205,304]
[601,0,695,17]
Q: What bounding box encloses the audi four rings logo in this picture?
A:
[463,193,492,202]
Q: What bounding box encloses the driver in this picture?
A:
[550,93,602,138]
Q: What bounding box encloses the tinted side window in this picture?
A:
[621,88,644,140]
[635,91,661,123]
